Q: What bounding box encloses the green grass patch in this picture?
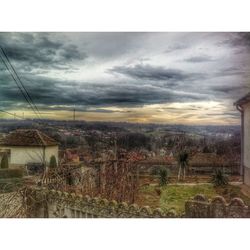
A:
[159,184,216,214]
[138,184,250,215]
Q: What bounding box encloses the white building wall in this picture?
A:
[243,102,250,184]
[0,145,58,167]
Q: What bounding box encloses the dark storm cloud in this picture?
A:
[0,70,206,111]
[185,55,213,63]
[210,84,250,101]
[74,32,150,60]
[0,33,87,71]
[219,33,250,54]
[229,33,250,48]
[0,32,249,124]
[164,44,188,53]
[215,67,244,76]
[199,80,250,107]
[211,85,242,93]
[109,64,204,82]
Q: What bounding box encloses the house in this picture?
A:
[235,93,250,184]
[0,129,59,168]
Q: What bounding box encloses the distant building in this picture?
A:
[63,149,80,163]
[235,93,250,184]
[0,129,58,168]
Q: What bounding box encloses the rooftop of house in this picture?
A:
[0,129,58,147]
[235,92,250,107]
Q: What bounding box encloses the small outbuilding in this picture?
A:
[235,93,250,185]
[0,129,58,168]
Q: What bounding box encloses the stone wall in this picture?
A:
[25,187,177,218]
[25,188,250,218]
[185,194,250,218]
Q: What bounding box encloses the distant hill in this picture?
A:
[0,119,240,137]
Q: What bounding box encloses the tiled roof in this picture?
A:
[234,92,250,106]
[0,129,58,147]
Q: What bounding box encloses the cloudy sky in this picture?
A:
[0,32,250,125]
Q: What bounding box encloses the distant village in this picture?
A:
[0,119,241,182]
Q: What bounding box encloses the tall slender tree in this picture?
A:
[0,153,9,169]
[177,151,189,181]
[49,155,57,168]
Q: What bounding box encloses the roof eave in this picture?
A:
[0,143,58,147]
[234,93,250,107]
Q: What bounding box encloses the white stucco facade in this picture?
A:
[0,145,58,168]
[242,102,250,184]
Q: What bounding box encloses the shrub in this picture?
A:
[66,173,74,185]
[159,168,168,186]
[49,155,57,168]
[211,169,229,187]
[150,167,159,176]
[0,168,23,179]
[1,154,9,169]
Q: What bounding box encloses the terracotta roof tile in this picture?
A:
[0,129,58,146]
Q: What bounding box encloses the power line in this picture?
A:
[0,109,25,120]
[0,48,84,122]
[0,109,58,130]
[0,53,40,119]
[0,47,42,118]
[0,48,41,119]
[0,54,37,116]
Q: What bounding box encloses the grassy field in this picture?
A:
[137,184,250,215]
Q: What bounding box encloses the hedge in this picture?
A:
[0,168,23,179]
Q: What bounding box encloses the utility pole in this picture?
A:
[23,112,24,119]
